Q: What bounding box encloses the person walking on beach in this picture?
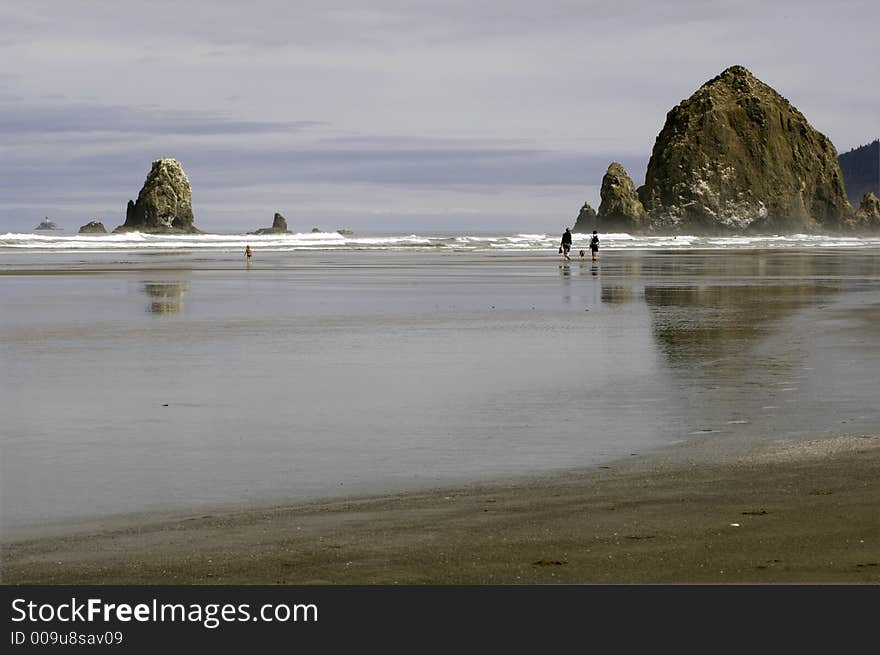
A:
[589,230,599,261]
[245,245,252,262]
[560,227,572,261]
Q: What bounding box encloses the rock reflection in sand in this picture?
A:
[142,281,189,314]
[644,282,837,368]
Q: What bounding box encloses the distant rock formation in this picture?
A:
[78,221,107,234]
[336,229,354,236]
[838,140,879,205]
[251,212,291,235]
[35,217,60,230]
[597,163,647,231]
[850,192,880,230]
[860,192,880,217]
[115,158,198,233]
[637,65,851,233]
[572,202,597,232]
[311,227,322,233]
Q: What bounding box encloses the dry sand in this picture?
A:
[3,434,879,584]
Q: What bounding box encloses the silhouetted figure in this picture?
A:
[589,231,599,261]
[560,228,572,261]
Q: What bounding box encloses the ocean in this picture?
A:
[5,230,880,254]
[2,232,880,536]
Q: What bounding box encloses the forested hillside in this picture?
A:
[839,140,880,205]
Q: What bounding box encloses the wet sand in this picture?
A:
[3,434,879,584]
[4,250,880,533]
[3,249,880,583]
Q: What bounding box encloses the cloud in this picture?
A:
[0,100,321,136]
[1,131,644,194]
[0,0,877,233]
[0,122,635,232]
[0,1,751,50]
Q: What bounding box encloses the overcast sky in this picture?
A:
[1,0,877,233]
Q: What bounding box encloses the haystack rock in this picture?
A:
[597,163,647,231]
[572,202,597,232]
[639,65,851,233]
[115,158,197,233]
[252,212,291,235]
[78,220,107,234]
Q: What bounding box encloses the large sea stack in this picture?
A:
[638,66,851,233]
[597,162,647,231]
[116,158,197,233]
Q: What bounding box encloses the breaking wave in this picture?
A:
[3,231,880,253]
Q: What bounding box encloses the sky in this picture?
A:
[1,0,877,233]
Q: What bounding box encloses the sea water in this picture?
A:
[2,237,880,535]
[4,230,880,255]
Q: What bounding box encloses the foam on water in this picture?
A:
[3,230,880,253]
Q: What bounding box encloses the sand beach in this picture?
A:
[2,246,880,583]
[3,433,879,584]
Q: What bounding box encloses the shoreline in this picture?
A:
[3,433,879,584]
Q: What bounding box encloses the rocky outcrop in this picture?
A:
[572,202,597,232]
[848,192,880,230]
[251,212,291,235]
[638,65,851,233]
[78,221,107,234]
[35,218,60,230]
[115,158,197,233]
[597,163,647,230]
[859,192,880,218]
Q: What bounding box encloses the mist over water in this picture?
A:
[2,248,880,534]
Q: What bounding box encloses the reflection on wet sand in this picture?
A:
[642,281,844,407]
[4,249,880,533]
[580,253,870,373]
[644,283,839,367]
[142,282,189,314]
[558,263,572,303]
[601,285,635,304]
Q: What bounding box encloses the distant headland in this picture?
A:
[838,140,880,206]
